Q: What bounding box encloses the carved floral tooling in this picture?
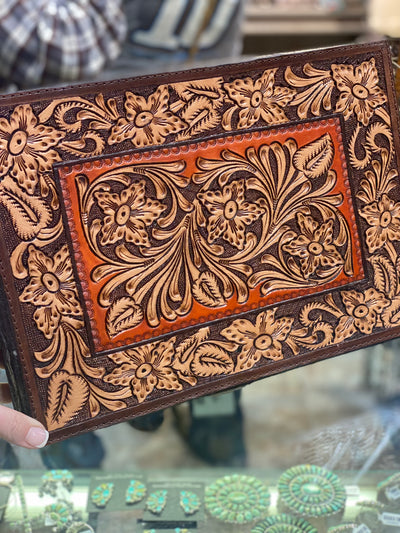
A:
[0,49,397,433]
[197,177,266,250]
[20,245,81,340]
[0,104,65,193]
[64,123,359,350]
[222,68,296,129]
[331,58,387,126]
[108,85,187,148]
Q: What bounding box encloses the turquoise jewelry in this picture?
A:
[90,482,114,508]
[205,474,270,524]
[44,502,73,529]
[39,469,74,497]
[15,475,32,533]
[357,500,385,510]
[277,464,346,522]
[146,490,168,515]
[180,490,201,515]
[44,500,86,533]
[377,472,400,505]
[10,475,62,533]
[252,513,318,533]
[125,479,147,504]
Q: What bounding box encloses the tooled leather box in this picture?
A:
[0,41,400,443]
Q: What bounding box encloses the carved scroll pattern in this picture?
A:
[77,131,352,338]
[0,55,397,430]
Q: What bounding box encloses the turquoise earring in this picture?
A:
[146,490,168,515]
[125,479,147,505]
[180,491,201,515]
[91,483,114,508]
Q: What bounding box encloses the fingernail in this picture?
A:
[25,427,49,448]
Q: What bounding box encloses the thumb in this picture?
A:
[0,404,48,448]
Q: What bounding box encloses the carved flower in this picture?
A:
[335,288,390,342]
[20,245,82,339]
[104,338,182,403]
[198,178,265,250]
[171,77,225,140]
[360,194,400,253]
[94,180,166,247]
[0,104,65,193]
[108,85,186,148]
[223,68,295,129]
[221,309,293,372]
[331,58,387,126]
[282,213,344,279]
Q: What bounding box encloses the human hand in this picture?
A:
[0,352,48,448]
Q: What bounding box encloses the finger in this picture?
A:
[0,405,48,448]
[0,384,11,404]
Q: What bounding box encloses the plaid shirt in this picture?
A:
[0,0,127,89]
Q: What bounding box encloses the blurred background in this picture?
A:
[0,0,397,91]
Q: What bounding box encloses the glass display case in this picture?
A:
[1,340,400,532]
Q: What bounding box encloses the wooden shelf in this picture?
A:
[244,0,367,36]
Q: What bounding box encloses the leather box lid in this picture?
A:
[0,41,399,442]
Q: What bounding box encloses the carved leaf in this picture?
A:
[0,180,52,240]
[193,272,225,307]
[293,133,334,178]
[106,297,144,337]
[175,327,210,365]
[333,316,356,344]
[172,328,210,386]
[285,64,334,119]
[46,371,89,431]
[191,344,234,377]
[173,77,224,104]
[177,97,220,140]
[369,255,397,297]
